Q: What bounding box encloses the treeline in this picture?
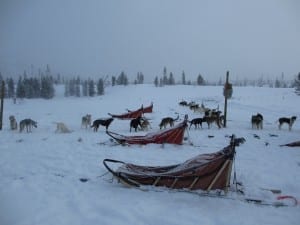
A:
[0,65,299,99]
[64,77,104,97]
[0,71,55,99]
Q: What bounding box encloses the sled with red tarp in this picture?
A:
[106,116,187,145]
[108,103,153,120]
[103,135,236,191]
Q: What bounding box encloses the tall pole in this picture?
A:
[223,71,229,128]
[0,81,5,130]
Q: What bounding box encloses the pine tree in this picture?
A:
[182,71,186,85]
[294,72,300,95]
[7,78,15,98]
[163,67,168,85]
[154,76,159,87]
[64,80,70,97]
[169,72,175,85]
[32,78,41,98]
[117,71,128,85]
[97,78,104,95]
[88,79,95,97]
[75,77,81,97]
[197,74,205,85]
[82,80,88,96]
[16,77,25,98]
[136,72,144,84]
[111,76,116,86]
[41,76,55,99]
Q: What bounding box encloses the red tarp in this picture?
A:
[108,103,153,120]
[106,118,187,145]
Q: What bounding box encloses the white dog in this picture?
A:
[54,122,72,133]
[81,114,92,129]
[9,115,18,130]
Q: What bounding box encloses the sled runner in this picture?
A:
[103,136,236,191]
[108,103,153,120]
[106,117,187,145]
[280,140,300,147]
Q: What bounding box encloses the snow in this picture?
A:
[0,84,299,225]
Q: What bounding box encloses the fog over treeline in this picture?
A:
[0,65,299,99]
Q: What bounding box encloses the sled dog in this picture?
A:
[91,118,114,132]
[130,116,143,132]
[140,117,151,131]
[9,115,18,130]
[19,118,37,133]
[251,113,264,129]
[202,113,222,129]
[81,114,92,129]
[54,122,72,133]
[189,118,203,129]
[159,115,179,129]
[278,116,297,131]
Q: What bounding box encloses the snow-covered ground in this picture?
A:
[0,84,299,225]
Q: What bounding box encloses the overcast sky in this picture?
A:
[1,0,300,82]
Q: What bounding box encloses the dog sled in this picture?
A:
[106,117,187,145]
[102,136,299,207]
[103,136,236,191]
[108,103,153,120]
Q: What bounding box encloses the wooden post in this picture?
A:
[223,71,229,128]
[0,80,4,130]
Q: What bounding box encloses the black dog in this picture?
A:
[91,118,114,132]
[130,116,143,132]
[189,118,203,129]
[278,116,297,131]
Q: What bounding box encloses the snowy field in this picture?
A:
[0,84,299,225]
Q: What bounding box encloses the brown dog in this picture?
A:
[251,113,263,129]
[159,115,179,129]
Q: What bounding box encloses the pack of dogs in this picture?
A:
[6,109,298,135]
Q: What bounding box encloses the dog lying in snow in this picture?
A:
[54,122,72,133]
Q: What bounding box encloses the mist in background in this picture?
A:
[1,0,300,82]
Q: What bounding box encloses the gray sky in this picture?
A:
[1,0,300,82]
